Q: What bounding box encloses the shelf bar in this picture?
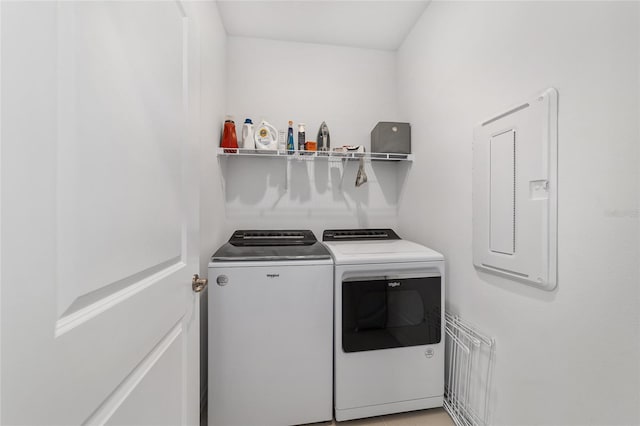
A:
[216,148,413,162]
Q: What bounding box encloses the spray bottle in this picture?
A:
[287,120,295,154]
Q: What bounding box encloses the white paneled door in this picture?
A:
[1,2,201,425]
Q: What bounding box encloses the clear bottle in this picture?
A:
[298,123,306,152]
[278,130,286,153]
[287,120,295,154]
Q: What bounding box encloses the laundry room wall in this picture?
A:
[192,3,227,274]
[397,2,640,425]
[183,0,227,414]
[191,0,227,279]
[223,36,403,238]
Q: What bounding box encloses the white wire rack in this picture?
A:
[444,312,496,426]
[216,147,414,162]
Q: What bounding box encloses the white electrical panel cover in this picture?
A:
[473,88,558,290]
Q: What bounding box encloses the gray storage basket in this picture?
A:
[371,122,411,154]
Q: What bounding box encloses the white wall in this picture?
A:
[182,0,227,413]
[397,2,640,425]
[224,36,403,238]
[191,4,227,273]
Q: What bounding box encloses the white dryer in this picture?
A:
[323,229,445,422]
[208,230,333,426]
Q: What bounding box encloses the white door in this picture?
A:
[1,2,201,425]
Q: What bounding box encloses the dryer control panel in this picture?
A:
[323,228,400,241]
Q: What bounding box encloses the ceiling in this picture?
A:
[216,1,431,51]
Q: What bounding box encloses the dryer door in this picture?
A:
[342,275,441,353]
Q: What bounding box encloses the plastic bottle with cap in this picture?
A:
[277,130,287,153]
[221,116,238,153]
[253,119,278,150]
[241,118,255,149]
[298,123,306,152]
[287,120,295,154]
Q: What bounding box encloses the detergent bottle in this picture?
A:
[241,118,255,149]
[253,119,278,150]
[221,116,238,153]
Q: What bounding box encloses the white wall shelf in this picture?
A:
[217,148,413,162]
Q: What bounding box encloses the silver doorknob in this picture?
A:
[192,274,208,293]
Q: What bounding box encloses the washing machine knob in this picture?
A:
[216,275,229,286]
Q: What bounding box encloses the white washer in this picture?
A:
[323,229,445,422]
[208,230,333,426]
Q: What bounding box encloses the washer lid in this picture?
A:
[229,230,317,246]
[211,229,331,261]
[323,239,443,264]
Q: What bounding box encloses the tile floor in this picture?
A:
[201,406,455,426]
[321,408,454,426]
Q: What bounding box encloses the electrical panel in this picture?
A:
[473,88,558,290]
